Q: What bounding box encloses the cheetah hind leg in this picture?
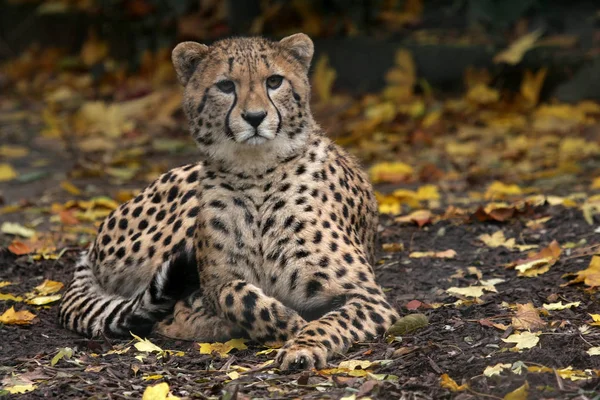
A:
[156,291,241,342]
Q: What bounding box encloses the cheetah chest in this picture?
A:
[197,171,322,300]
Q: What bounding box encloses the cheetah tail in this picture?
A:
[58,251,195,338]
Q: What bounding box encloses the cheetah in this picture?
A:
[58,33,400,370]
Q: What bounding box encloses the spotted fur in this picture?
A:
[58,33,399,370]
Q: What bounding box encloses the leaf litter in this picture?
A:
[1,12,600,399]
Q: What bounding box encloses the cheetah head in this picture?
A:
[172,34,316,172]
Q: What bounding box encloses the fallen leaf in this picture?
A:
[0,293,24,302]
[34,280,64,295]
[483,363,512,377]
[312,55,337,103]
[478,231,537,251]
[142,382,180,400]
[0,306,36,325]
[338,360,372,370]
[494,29,543,65]
[409,249,456,259]
[1,222,36,238]
[503,381,529,400]
[51,347,73,366]
[587,347,600,356]
[440,373,468,392]
[446,285,495,298]
[520,68,547,107]
[509,240,561,277]
[3,383,37,394]
[382,242,405,252]
[26,294,62,306]
[485,181,522,200]
[0,163,17,181]
[0,145,29,158]
[132,333,163,353]
[0,282,11,288]
[60,181,82,196]
[394,209,433,227]
[369,162,413,184]
[512,303,546,330]
[8,241,32,255]
[387,313,428,335]
[502,331,540,350]
[588,314,600,327]
[542,301,580,311]
[564,255,600,288]
[198,338,248,358]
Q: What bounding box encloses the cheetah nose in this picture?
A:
[242,111,267,128]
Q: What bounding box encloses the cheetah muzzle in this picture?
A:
[58,33,400,371]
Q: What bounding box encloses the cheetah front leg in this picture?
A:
[211,279,308,346]
[275,280,399,370]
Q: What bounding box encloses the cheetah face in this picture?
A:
[172,34,315,171]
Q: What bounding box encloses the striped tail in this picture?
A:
[58,251,196,338]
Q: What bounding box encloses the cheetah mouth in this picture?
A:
[245,134,268,146]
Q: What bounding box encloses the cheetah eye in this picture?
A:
[216,80,235,94]
[266,75,283,90]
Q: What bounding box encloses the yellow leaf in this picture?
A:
[198,338,247,358]
[61,181,82,196]
[483,363,512,377]
[132,333,163,353]
[478,231,537,252]
[0,293,23,302]
[383,49,416,103]
[51,347,73,366]
[410,249,456,259]
[142,382,180,400]
[592,177,600,190]
[4,383,37,394]
[542,301,580,311]
[142,375,164,381]
[485,181,522,200]
[80,30,109,66]
[381,242,405,252]
[338,360,372,370]
[365,101,397,123]
[0,281,12,288]
[587,347,600,356]
[226,371,240,380]
[440,373,468,392]
[466,83,499,105]
[1,222,35,238]
[520,68,547,107]
[387,313,428,335]
[34,280,64,295]
[511,240,561,277]
[565,256,600,288]
[0,145,29,159]
[502,331,540,350]
[0,163,17,182]
[369,162,413,184]
[312,55,337,103]
[588,314,600,327]
[0,306,36,325]
[512,303,546,330]
[494,29,543,65]
[446,285,496,299]
[26,294,62,306]
[503,381,529,400]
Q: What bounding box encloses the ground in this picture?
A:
[1,44,600,399]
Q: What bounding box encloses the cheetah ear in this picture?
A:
[172,41,209,86]
[279,33,314,70]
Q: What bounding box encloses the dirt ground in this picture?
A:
[2,93,600,399]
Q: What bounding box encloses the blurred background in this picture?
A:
[1,0,600,251]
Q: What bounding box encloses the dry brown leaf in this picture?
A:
[512,303,546,330]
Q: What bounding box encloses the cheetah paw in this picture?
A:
[275,344,327,371]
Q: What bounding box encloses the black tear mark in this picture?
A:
[225,91,237,139]
[228,57,234,73]
[290,82,301,102]
[197,88,209,114]
[266,90,282,134]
